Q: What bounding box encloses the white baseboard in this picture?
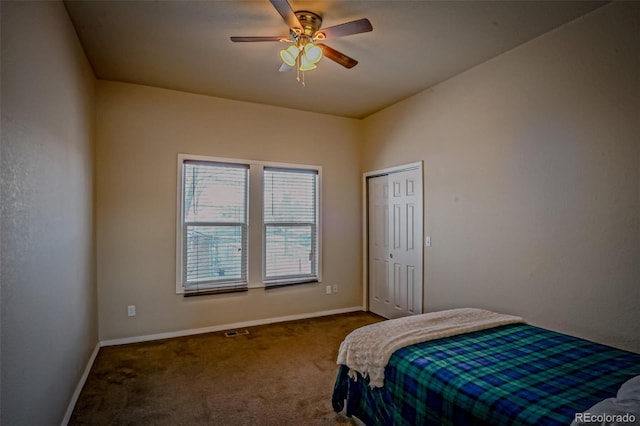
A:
[61,341,100,426]
[100,306,365,347]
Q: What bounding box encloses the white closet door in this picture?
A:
[368,168,423,319]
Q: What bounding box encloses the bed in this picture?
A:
[332,309,640,426]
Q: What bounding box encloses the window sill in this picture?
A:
[264,279,319,289]
[182,286,248,297]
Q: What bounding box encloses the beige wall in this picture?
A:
[0,1,97,424]
[96,81,362,340]
[361,2,640,352]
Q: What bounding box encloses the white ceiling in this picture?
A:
[64,0,605,119]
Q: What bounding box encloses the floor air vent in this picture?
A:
[224,329,250,337]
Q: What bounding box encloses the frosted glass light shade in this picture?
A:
[280,45,299,67]
[299,54,317,71]
[304,44,322,63]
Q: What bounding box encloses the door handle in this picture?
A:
[389,253,393,258]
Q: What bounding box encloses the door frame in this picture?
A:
[362,161,424,311]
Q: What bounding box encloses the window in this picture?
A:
[263,168,319,286]
[177,155,321,295]
[179,160,248,294]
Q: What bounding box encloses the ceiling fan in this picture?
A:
[230,0,373,80]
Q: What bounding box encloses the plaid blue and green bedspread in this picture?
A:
[332,323,640,425]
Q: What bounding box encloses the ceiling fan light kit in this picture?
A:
[231,0,372,86]
[278,24,324,83]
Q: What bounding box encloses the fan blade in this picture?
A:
[316,18,372,39]
[270,0,301,30]
[230,36,285,42]
[279,63,293,72]
[317,44,358,69]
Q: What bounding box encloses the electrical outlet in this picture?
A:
[127,305,136,317]
[325,285,332,295]
[332,284,338,293]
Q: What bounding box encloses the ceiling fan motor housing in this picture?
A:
[294,11,323,36]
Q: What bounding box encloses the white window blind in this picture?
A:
[182,160,248,294]
[263,167,318,285]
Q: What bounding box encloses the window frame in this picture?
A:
[176,154,322,295]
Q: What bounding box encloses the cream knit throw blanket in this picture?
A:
[337,308,524,388]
